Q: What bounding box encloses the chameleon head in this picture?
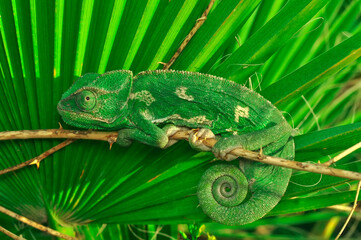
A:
[57,70,133,129]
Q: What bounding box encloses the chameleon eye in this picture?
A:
[76,90,96,111]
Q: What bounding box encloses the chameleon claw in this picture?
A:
[162,139,178,149]
[109,141,114,150]
[162,124,190,148]
[196,16,207,22]
[214,150,239,161]
[163,124,189,137]
[212,137,241,161]
[58,122,63,129]
[189,128,215,152]
[258,147,263,160]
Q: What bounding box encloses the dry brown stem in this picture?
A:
[1,128,361,180]
[171,130,361,181]
[0,225,26,240]
[335,181,361,240]
[0,139,76,176]
[324,141,361,167]
[0,206,76,240]
[0,129,118,143]
[0,127,361,238]
[162,0,215,70]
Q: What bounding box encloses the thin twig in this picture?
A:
[0,226,26,240]
[0,206,77,240]
[131,224,177,240]
[335,181,361,240]
[328,205,354,212]
[0,139,76,176]
[324,141,361,167]
[128,224,145,240]
[162,0,215,70]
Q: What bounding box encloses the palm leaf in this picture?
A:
[1,0,361,239]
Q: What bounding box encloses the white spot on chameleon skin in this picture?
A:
[188,115,212,125]
[152,114,213,126]
[141,109,154,120]
[226,127,238,135]
[234,105,249,123]
[129,90,155,106]
[175,87,194,101]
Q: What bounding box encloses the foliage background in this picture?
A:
[0,0,361,239]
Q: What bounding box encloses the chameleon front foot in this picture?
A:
[162,124,190,148]
[116,129,133,147]
[189,128,215,152]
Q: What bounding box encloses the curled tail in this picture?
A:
[197,138,294,225]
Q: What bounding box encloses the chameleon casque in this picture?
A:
[57,70,294,225]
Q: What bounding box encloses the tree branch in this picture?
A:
[0,139,76,176]
[170,130,361,181]
[323,141,361,167]
[0,129,118,143]
[335,181,361,240]
[0,225,26,240]
[1,128,361,181]
[161,0,215,70]
[0,206,76,240]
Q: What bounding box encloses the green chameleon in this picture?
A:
[57,70,294,225]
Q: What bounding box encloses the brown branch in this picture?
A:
[0,129,118,143]
[0,129,117,176]
[162,0,215,70]
[0,226,26,240]
[0,127,359,239]
[0,139,76,176]
[170,130,361,181]
[1,128,361,181]
[0,206,76,240]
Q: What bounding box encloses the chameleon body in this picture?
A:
[58,70,294,225]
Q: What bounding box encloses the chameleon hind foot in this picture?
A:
[189,128,215,152]
[212,147,239,161]
[212,136,250,161]
[162,124,190,148]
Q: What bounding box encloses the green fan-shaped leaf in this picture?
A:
[295,122,361,161]
[262,31,361,107]
[1,0,361,239]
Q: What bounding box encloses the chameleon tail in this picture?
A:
[197,139,294,225]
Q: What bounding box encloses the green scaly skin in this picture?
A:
[57,70,294,225]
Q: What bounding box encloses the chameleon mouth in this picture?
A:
[57,98,73,112]
[57,102,88,125]
[57,99,84,115]
[57,102,65,112]
[57,101,120,129]
[57,102,68,115]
